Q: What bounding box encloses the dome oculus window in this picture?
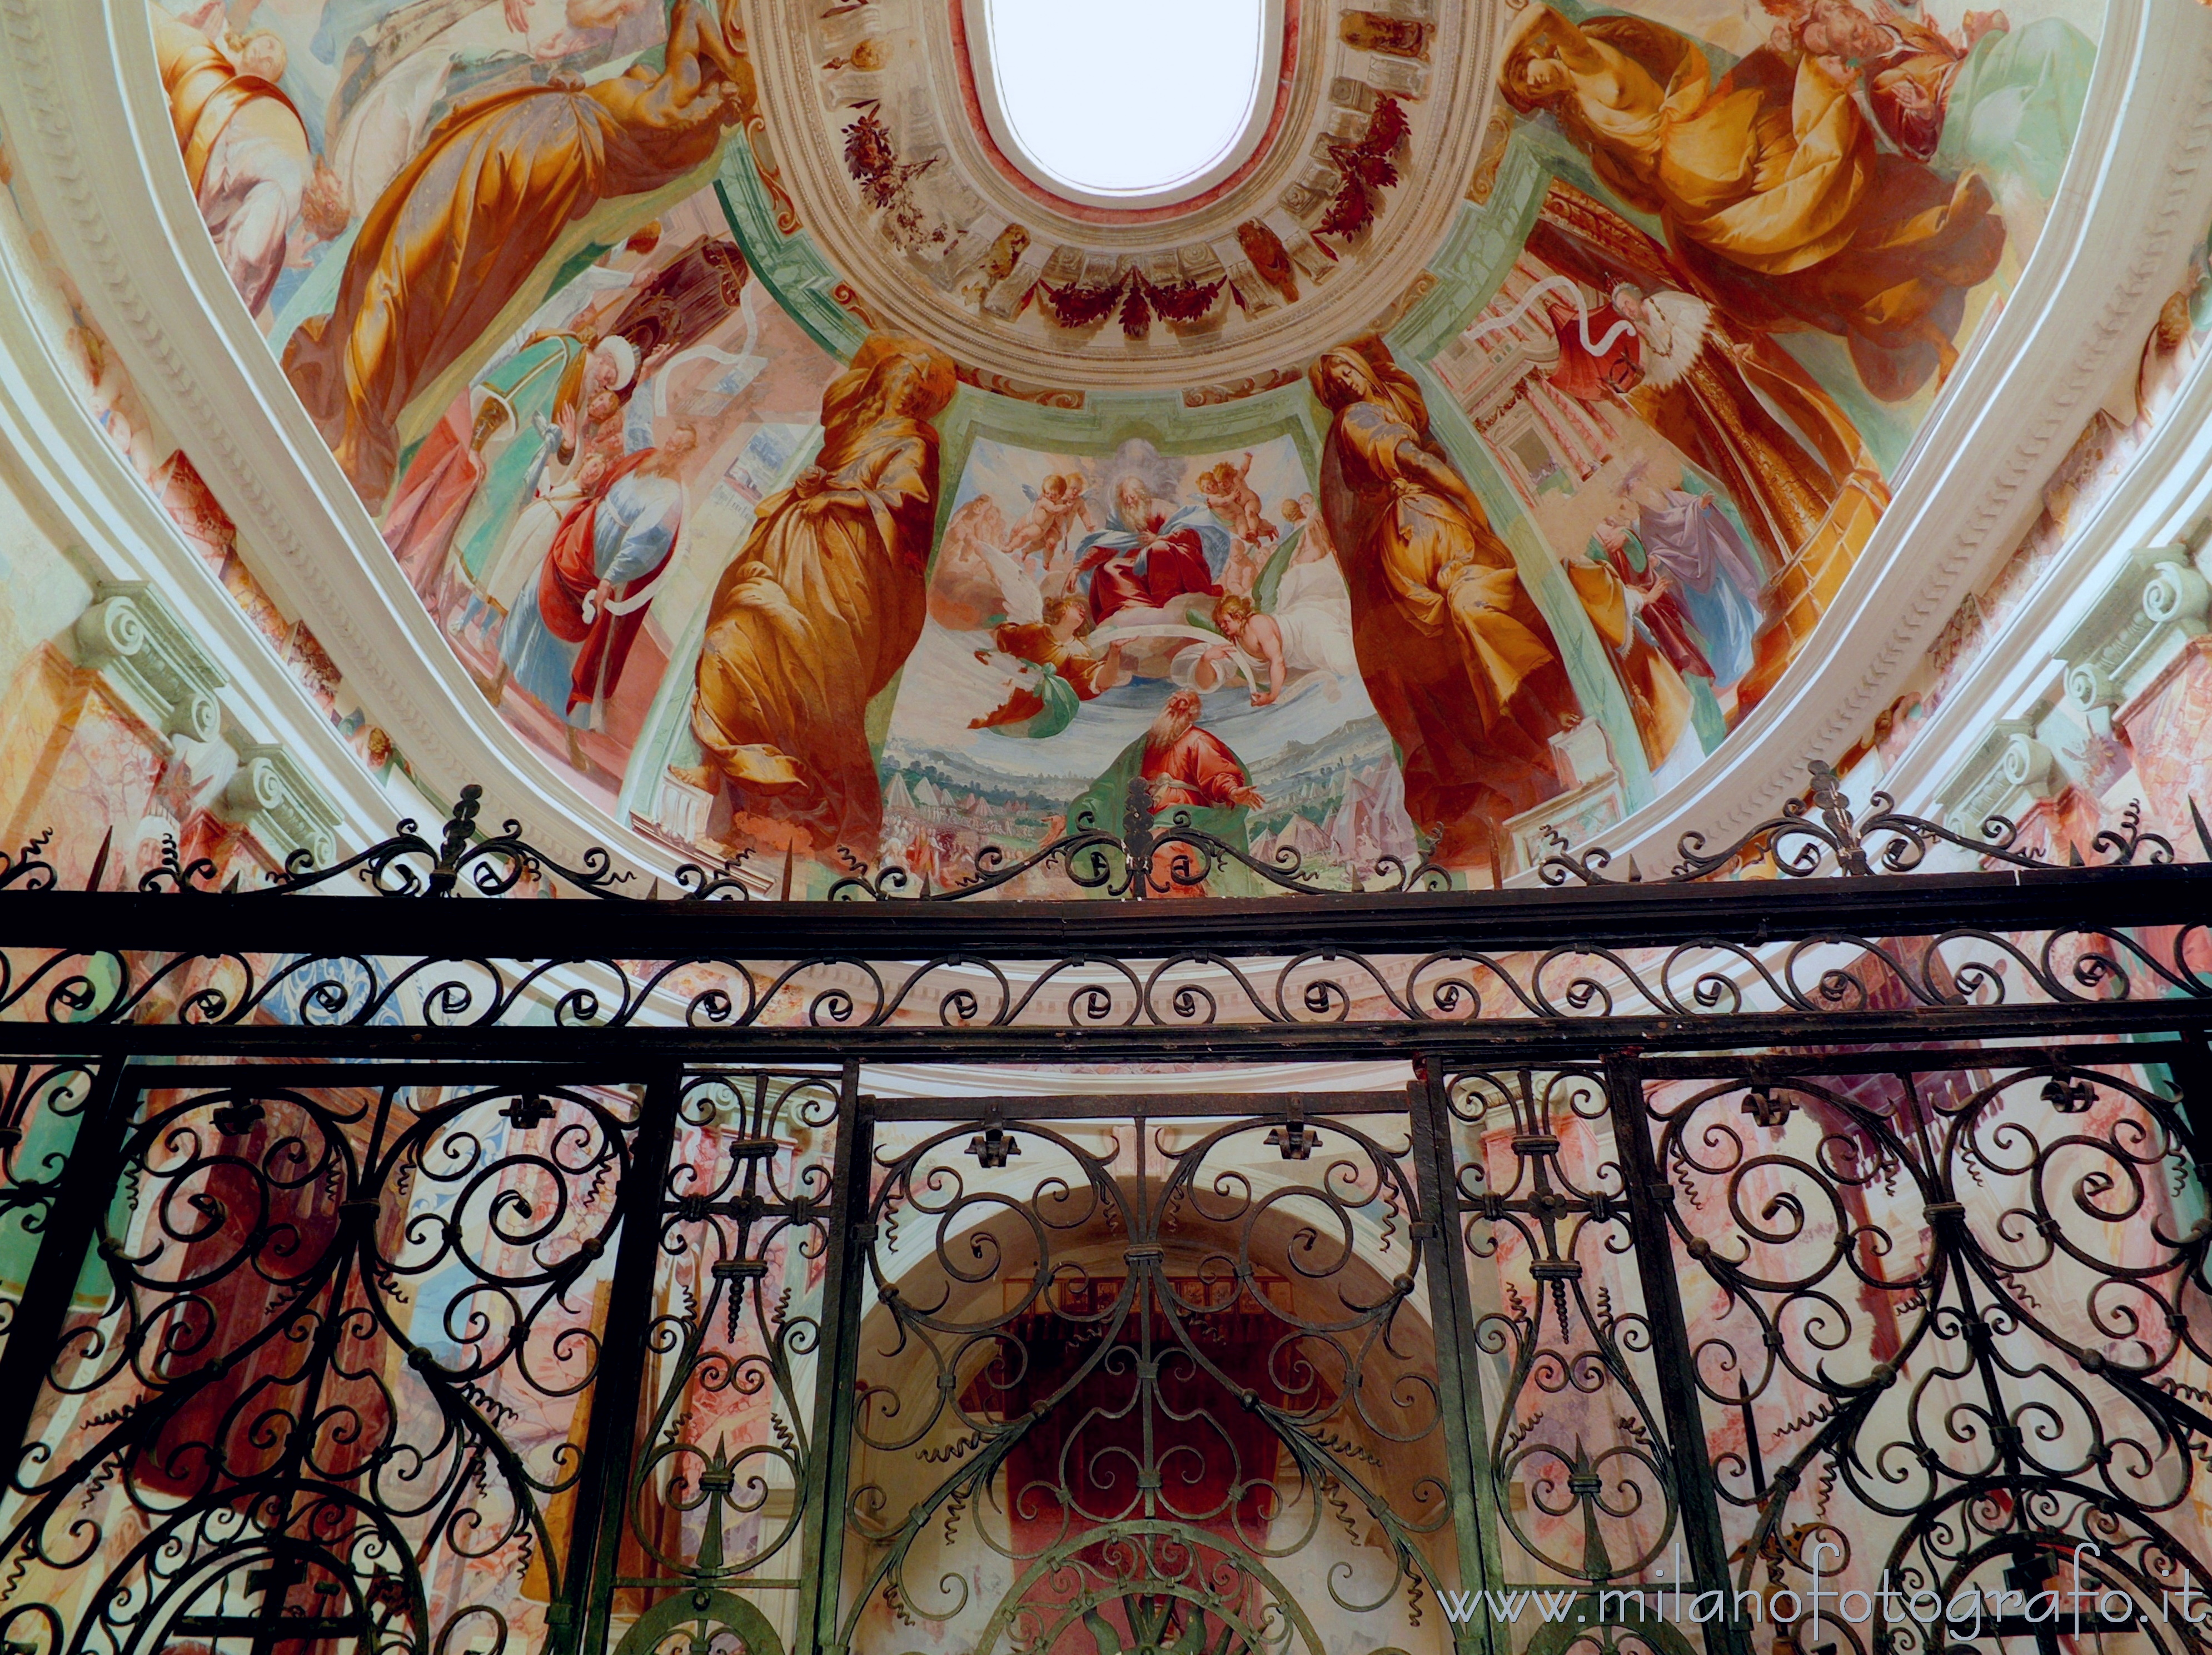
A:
[979,0,1272,201]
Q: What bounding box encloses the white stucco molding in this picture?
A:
[220,743,344,869]
[0,0,2206,887]
[71,579,226,748]
[0,159,407,856]
[1875,342,2212,824]
[0,0,624,871]
[2052,544,2211,728]
[1930,715,2059,842]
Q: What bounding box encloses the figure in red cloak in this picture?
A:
[494,425,694,768]
[1139,689,1264,811]
[1542,290,1644,400]
[1073,477,1224,626]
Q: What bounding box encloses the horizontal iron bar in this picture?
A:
[1638,1040,2192,1079]
[612,1577,808,1591]
[173,1617,368,1637]
[1,861,2205,956]
[48,1049,2185,1090]
[867,1089,1413,1121]
[116,1062,670,1090]
[0,1002,2203,1062]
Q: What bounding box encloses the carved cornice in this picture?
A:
[1931,715,2059,840]
[68,586,346,866]
[1876,310,2212,821]
[0,100,397,854]
[218,742,343,868]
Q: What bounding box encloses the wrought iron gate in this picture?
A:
[0,772,2204,1655]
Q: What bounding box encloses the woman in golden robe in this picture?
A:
[152,8,339,316]
[1562,538,1693,771]
[676,336,957,857]
[1311,342,1575,866]
[283,0,757,505]
[1498,3,2004,400]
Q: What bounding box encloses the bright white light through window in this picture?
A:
[984,0,1266,197]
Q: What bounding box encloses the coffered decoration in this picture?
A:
[748,0,1478,390]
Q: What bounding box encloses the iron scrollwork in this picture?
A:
[107,775,1451,904]
[1637,1050,2212,1655]
[0,907,2206,1046]
[0,832,56,893]
[0,761,2199,1062]
[615,1071,843,1652]
[827,777,1453,901]
[14,758,2209,906]
[0,762,2204,1655]
[1447,1067,1683,1593]
[138,784,753,901]
[0,1076,648,1655]
[1540,761,2189,884]
[0,1061,101,1368]
[837,1106,1454,1653]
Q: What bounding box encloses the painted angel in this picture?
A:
[968,539,1131,736]
[927,491,1127,734]
[1001,473,1097,596]
[1195,454,1278,596]
[928,494,1013,630]
[1190,526,1358,706]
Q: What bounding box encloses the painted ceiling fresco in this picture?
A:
[150,0,2103,894]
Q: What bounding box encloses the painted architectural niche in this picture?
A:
[143,0,2099,893]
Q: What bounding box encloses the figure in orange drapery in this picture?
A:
[152,7,341,316]
[673,336,957,858]
[282,0,758,506]
[968,596,1131,733]
[1498,3,2004,400]
[1562,522,1697,771]
[1311,339,1575,866]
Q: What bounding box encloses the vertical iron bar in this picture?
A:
[1408,1057,1506,1655]
[1601,1048,1747,1655]
[0,1055,134,1483]
[564,1065,684,1655]
[799,1062,874,1655]
[2167,1030,2212,1200]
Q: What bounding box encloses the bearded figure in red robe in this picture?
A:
[1073,478,1225,626]
[1139,690,1264,812]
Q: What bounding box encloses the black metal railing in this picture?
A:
[26,761,2185,907]
[0,763,2203,1655]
